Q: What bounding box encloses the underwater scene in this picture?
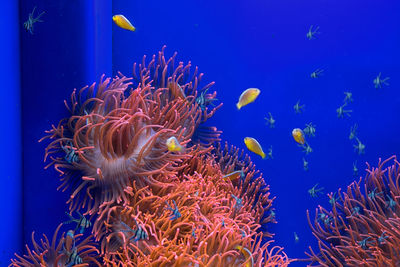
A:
[1,0,400,266]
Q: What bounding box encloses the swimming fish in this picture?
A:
[112,15,136,32]
[292,128,305,145]
[63,240,83,267]
[235,245,254,267]
[236,88,260,110]
[61,230,83,267]
[244,137,266,159]
[166,136,183,152]
[24,6,45,35]
[222,170,244,181]
[294,232,300,243]
[64,212,91,234]
[64,230,75,252]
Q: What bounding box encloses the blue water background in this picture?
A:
[4,0,400,265]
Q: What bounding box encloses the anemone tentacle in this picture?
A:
[10,224,100,267]
[307,156,400,266]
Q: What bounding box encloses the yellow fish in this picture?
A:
[112,15,136,32]
[222,170,244,181]
[235,245,254,267]
[244,137,266,159]
[292,128,305,145]
[236,88,260,110]
[166,136,183,152]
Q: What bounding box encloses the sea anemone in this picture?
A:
[307,155,400,266]
[94,143,291,266]
[10,224,100,267]
[40,47,222,216]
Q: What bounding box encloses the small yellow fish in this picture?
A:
[292,128,305,145]
[244,137,266,159]
[235,245,254,267]
[166,136,183,152]
[222,170,244,181]
[112,14,136,32]
[236,88,260,110]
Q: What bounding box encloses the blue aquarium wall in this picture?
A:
[2,0,400,265]
[1,0,112,264]
[0,1,22,265]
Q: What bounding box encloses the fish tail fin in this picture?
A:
[236,103,241,110]
[65,212,75,221]
[261,152,266,159]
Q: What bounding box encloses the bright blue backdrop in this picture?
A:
[0,1,22,265]
[12,0,111,264]
[4,0,400,265]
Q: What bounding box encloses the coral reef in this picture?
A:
[12,48,290,266]
[307,155,400,267]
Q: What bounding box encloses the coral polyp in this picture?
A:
[40,48,222,215]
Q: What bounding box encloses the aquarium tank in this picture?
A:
[1,0,400,266]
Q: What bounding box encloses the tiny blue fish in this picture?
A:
[119,220,148,242]
[166,200,181,220]
[64,211,91,234]
[24,6,45,34]
[60,231,83,267]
